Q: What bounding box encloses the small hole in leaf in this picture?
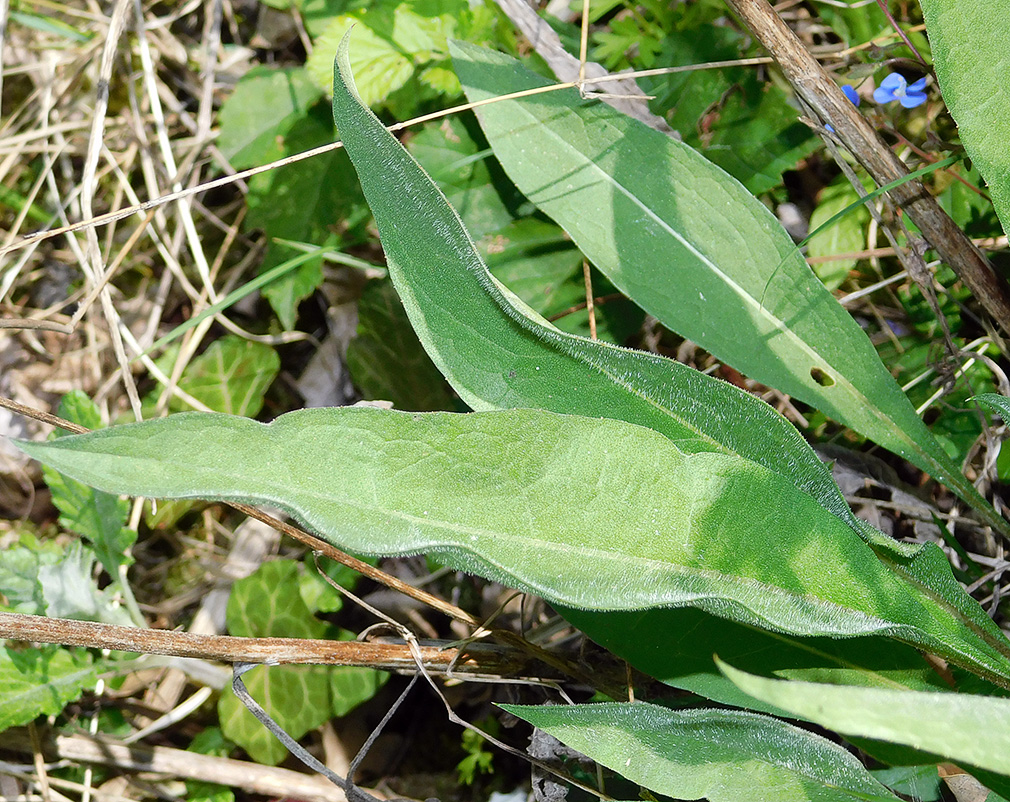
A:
[810,367,834,387]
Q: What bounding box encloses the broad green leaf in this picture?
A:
[244,105,366,329]
[328,32,861,537]
[43,391,134,577]
[15,407,1010,686]
[406,117,637,342]
[345,280,453,411]
[305,0,464,105]
[0,645,97,730]
[501,702,900,802]
[219,662,332,766]
[219,560,333,765]
[173,336,280,417]
[327,39,1010,670]
[218,67,324,169]
[450,40,1005,536]
[561,606,954,716]
[808,181,870,291]
[720,660,1010,775]
[920,0,1010,237]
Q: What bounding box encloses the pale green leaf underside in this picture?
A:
[920,0,1010,237]
[15,407,1010,685]
[720,660,1010,775]
[502,702,899,802]
[449,40,999,532]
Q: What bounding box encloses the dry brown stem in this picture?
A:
[724,0,1010,334]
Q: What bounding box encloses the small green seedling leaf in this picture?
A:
[0,646,98,730]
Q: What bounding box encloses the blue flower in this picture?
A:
[841,84,860,106]
[826,85,861,132]
[873,73,928,108]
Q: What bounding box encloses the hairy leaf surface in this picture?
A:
[450,40,1002,534]
[327,33,856,533]
[720,661,1010,775]
[15,407,1010,685]
[502,702,899,802]
[920,0,1010,237]
[325,38,1010,678]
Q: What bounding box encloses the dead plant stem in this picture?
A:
[723,0,1010,335]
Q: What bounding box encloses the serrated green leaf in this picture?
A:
[501,702,899,802]
[0,645,97,730]
[0,538,61,615]
[719,660,1010,776]
[15,407,1010,686]
[306,0,465,98]
[43,392,134,577]
[450,40,1006,536]
[920,0,1010,237]
[174,336,280,417]
[36,542,133,625]
[307,16,413,105]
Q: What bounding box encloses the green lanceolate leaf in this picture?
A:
[920,0,1010,238]
[449,40,1005,536]
[501,702,900,802]
[14,407,1010,686]
[560,606,957,716]
[328,32,853,533]
[326,38,1010,681]
[720,660,1010,776]
[43,391,135,577]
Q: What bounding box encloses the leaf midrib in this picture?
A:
[481,87,925,463]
